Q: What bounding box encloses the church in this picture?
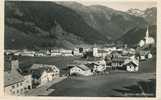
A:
[139,26,155,47]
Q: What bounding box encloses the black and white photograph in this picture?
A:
[3,0,158,97]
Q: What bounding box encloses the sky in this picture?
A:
[76,0,157,11]
[12,0,157,11]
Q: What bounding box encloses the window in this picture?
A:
[17,83,19,87]
[12,91,15,94]
[21,88,23,92]
[10,89,12,92]
[12,85,15,89]
[17,90,19,93]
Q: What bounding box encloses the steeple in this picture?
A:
[145,26,149,38]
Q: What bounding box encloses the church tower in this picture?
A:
[145,26,149,40]
[144,26,155,45]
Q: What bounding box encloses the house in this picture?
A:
[62,52,73,56]
[4,57,32,96]
[59,49,72,54]
[92,60,107,72]
[32,70,48,87]
[124,61,139,72]
[147,52,153,59]
[70,64,93,76]
[138,50,152,60]
[93,47,98,57]
[4,72,25,96]
[92,47,111,58]
[35,52,44,56]
[13,51,21,56]
[51,52,61,56]
[34,50,48,56]
[111,57,125,68]
[84,59,107,73]
[97,50,111,58]
[4,50,18,55]
[50,49,62,56]
[110,51,129,68]
[72,48,83,56]
[92,63,106,72]
[20,50,35,57]
[30,64,60,87]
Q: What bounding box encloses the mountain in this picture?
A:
[143,7,157,25]
[127,7,157,25]
[5,1,108,49]
[5,1,155,50]
[56,1,147,40]
[127,8,144,16]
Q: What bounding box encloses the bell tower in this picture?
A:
[145,26,149,39]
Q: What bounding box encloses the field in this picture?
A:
[48,57,156,97]
[48,73,155,97]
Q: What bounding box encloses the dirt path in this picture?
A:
[26,77,67,96]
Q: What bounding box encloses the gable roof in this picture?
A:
[30,64,59,79]
[76,64,90,71]
[85,63,95,69]
[30,64,43,70]
[4,71,24,87]
[32,69,46,79]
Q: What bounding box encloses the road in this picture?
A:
[26,77,67,96]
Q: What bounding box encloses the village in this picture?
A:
[4,27,156,96]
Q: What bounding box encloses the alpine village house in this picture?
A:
[4,56,32,96]
[4,56,60,96]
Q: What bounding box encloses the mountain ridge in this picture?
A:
[5,1,156,49]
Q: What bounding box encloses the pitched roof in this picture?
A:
[30,64,44,70]
[139,50,150,56]
[76,64,90,71]
[85,63,95,69]
[125,61,138,67]
[4,71,24,87]
[32,69,46,79]
[30,64,59,79]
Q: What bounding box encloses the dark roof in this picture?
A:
[76,64,90,71]
[85,63,95,69]
[125,61,137,67]
[32,69,46,79]
[139,50,150,56]
[30,64,59,79]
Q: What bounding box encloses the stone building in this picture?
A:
[4,57,32,96]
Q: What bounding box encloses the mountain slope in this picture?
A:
[5,1,156,49]
[117,25,156,46]
[56,1,147,40]
[5,1,108,49]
